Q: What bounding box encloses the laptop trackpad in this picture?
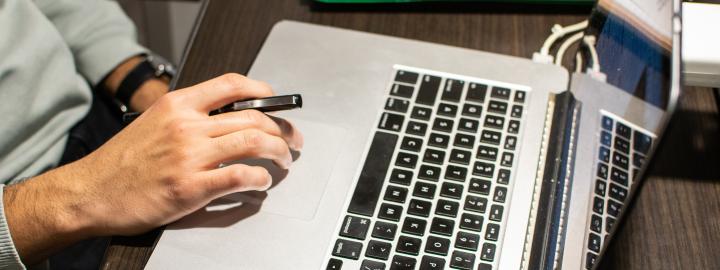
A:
[222,119,346,220]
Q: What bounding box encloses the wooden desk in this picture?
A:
[102,0,720,269]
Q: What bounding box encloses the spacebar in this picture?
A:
[347,131,399,217]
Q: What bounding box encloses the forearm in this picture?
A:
[102,56,170,112]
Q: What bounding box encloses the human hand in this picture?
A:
[4,74,303,262]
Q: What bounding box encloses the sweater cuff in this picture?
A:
[75,37,148,87]
[0,185,25,269]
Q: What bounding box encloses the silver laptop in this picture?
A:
[145,0,681,269]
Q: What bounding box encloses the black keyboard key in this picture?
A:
[433,118,454,133]
[595,179,607,196]
[406,121,428,136]
[462,104,483,118]
[420,255,446,270]
[592,197,604,214]
[597,163,609,179]
[504,136,517,150]
[430,217,455,236]
[586,252,598,270]
[400,136,422,152]
[378,113,404,132]
[485,223,500,241]
[479,263,493,270]
[428,133,450,148]
[607,199,622,217]
[514,90,526,103]
[612,152,629,170]
[458,118,479,133]
[489,205,503,222]
[416,75,442,105]
[476,145,499,161]
[480,243,497,262]
[348,132,398,216]
[601,116,613,131]
[455,231,480,251]
[491,87,511,100]
[361,259,386,270]
[633,153,646,168]
[469,178,492,195]
[384,185,408,203]
[327,258,343,270]
[507,120,520,134]
[402,216,428,236]
[408,199,432,217]
[590,214,602,233]
[366,240,392,260]
[493,186,508,203]
[600,131,612,147]
[484,115,505,129]
[606,216,616,233]
[442,79,464,102]
[633,130,653,154]
[339,215,371,240]
[418,165,441,181]
[372,221,398,241]
[459,213,484,231]
[466,83,488,103]
[396,236,422,255]
[395,152,418,169]
[424,236,451,256]
[464,195,488,213]
[378,203,403,221]
[616,122,631,139]
[449,149,471,165]
[390,255,416,270]
[444,165,467,182]
[386,98,410,113]
[614,136,630,154]
[610,167,629,186]
[423,149,446,165]
[435,199,460,217]
[390,169,413,186]
[472,162,495,178]
[500,152,514,167]
[487,100,508,114]
[588,233,601,253]
[510,105,523,118]
[454,133,475,149]
[395,70,419,84]
[332,238,363,260]
[411,106,433,121]
[438,103,458,117]
[480,130,502,145]
[599,146,611,163]
[609,182,628,201]
[497,169,511,185]
[413,181,437,199]
[440,182,463,199]
[390,83,414,98]
[450,250,476,269]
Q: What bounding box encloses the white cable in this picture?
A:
[575,51,583,73]
[539,20,589,56]
[583,35,600,72]
[554,32,584,66]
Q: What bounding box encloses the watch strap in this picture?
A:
[116,59,156,106]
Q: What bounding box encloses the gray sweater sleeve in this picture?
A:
[34,0,148,85]
[0,186,24,270]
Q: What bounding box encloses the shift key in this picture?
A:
[416,75,441,105]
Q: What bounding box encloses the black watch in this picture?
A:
[115,54,176,108]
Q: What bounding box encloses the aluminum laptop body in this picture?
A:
[146,1,681,268]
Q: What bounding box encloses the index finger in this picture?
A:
[174,73,274,112]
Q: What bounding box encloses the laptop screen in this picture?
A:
[588,0,674,109]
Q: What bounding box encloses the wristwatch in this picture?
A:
[115,54,176,109]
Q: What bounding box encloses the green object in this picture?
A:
[316,0,592,3]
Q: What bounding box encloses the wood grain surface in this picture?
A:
[102,0,720,269]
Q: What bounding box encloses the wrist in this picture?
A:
[128,78,169,112]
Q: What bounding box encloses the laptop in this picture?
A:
[145,0,681,269]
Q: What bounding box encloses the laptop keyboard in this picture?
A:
[583,112,654,269]
[326,66,529,270]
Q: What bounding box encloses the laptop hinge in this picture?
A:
[522,91,581,270]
